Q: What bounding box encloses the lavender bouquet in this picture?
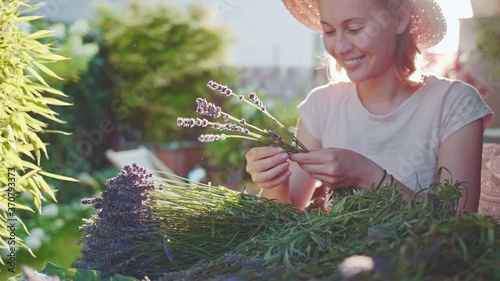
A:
[177,81,308,153]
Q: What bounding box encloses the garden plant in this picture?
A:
[0,0,76,273]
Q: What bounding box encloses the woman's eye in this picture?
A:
[323,30,336,36]
[348,27,364,33]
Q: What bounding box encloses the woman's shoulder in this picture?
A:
[424,74,481,97]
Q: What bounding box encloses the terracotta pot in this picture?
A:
[471,0,500,17]
[155,143,204,178]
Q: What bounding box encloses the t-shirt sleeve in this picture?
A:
[296,88,324,142]
[440,82,494,142]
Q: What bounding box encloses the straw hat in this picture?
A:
[281,0,447,50]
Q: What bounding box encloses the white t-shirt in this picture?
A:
[297,75,494,191]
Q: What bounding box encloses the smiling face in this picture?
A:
[319,0,409,83]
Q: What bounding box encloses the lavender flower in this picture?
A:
[268,130,283,142]
[199,134,227,143]
[196,98,222,118]
[73,163,169,279]
[248,92,265,111]
[178,80,309,153]
[208,80,232,96]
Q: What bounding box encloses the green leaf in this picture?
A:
[39,170,78,182]
[17,15,44,23]
[35,52,68,61]
[41,97,72,106]
[7,262,141,281]
[32,61,63,80]
[25,66,49,86]
[26,30,54,40]
[31,85,68,97]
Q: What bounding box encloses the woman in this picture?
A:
[245,0,493,212]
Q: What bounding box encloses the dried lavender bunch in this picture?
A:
[177,81,308,153]
[74,164,303,279]
[72,163,169,279]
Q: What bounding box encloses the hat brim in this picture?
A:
[282,0,447,50]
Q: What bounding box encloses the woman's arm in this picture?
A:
[437,118,484,212]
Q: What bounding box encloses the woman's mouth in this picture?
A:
[343,56,365,69]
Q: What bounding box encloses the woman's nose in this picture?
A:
[334,33,353,55]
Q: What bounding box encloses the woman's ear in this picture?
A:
[396,3,412,34]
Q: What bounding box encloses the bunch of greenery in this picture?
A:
[0,0,76,264]
[74,164,500,281]
[93,0,237,146]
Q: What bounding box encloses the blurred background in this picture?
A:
[1,0,499,278]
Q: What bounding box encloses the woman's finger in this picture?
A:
[259,169,292,189]
[247,152,289,173]
[246,146,285,161]
[252,162,290,183]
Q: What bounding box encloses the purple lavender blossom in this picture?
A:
[208,80,232,96]
[73,163,169,279]
[198,134,226,143]
[248,92,266,111]
[268,130,283,142]
[196,98,222,118]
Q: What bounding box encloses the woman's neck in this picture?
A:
[356,70,421,115]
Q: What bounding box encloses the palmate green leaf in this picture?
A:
[8,262,140,281]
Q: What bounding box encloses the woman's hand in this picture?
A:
[245,147,291,189]
[289,148,384,189]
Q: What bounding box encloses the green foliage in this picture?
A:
[31,19,117,188]
[158,183,500,281]
[33,19,99,88]
[476,17,500,77]
[93,0,237,145]
[0,0,76,262]
[8,262,139,281]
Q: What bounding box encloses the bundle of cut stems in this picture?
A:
[75,164,500,281]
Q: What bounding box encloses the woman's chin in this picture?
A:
[346,71,369,83]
